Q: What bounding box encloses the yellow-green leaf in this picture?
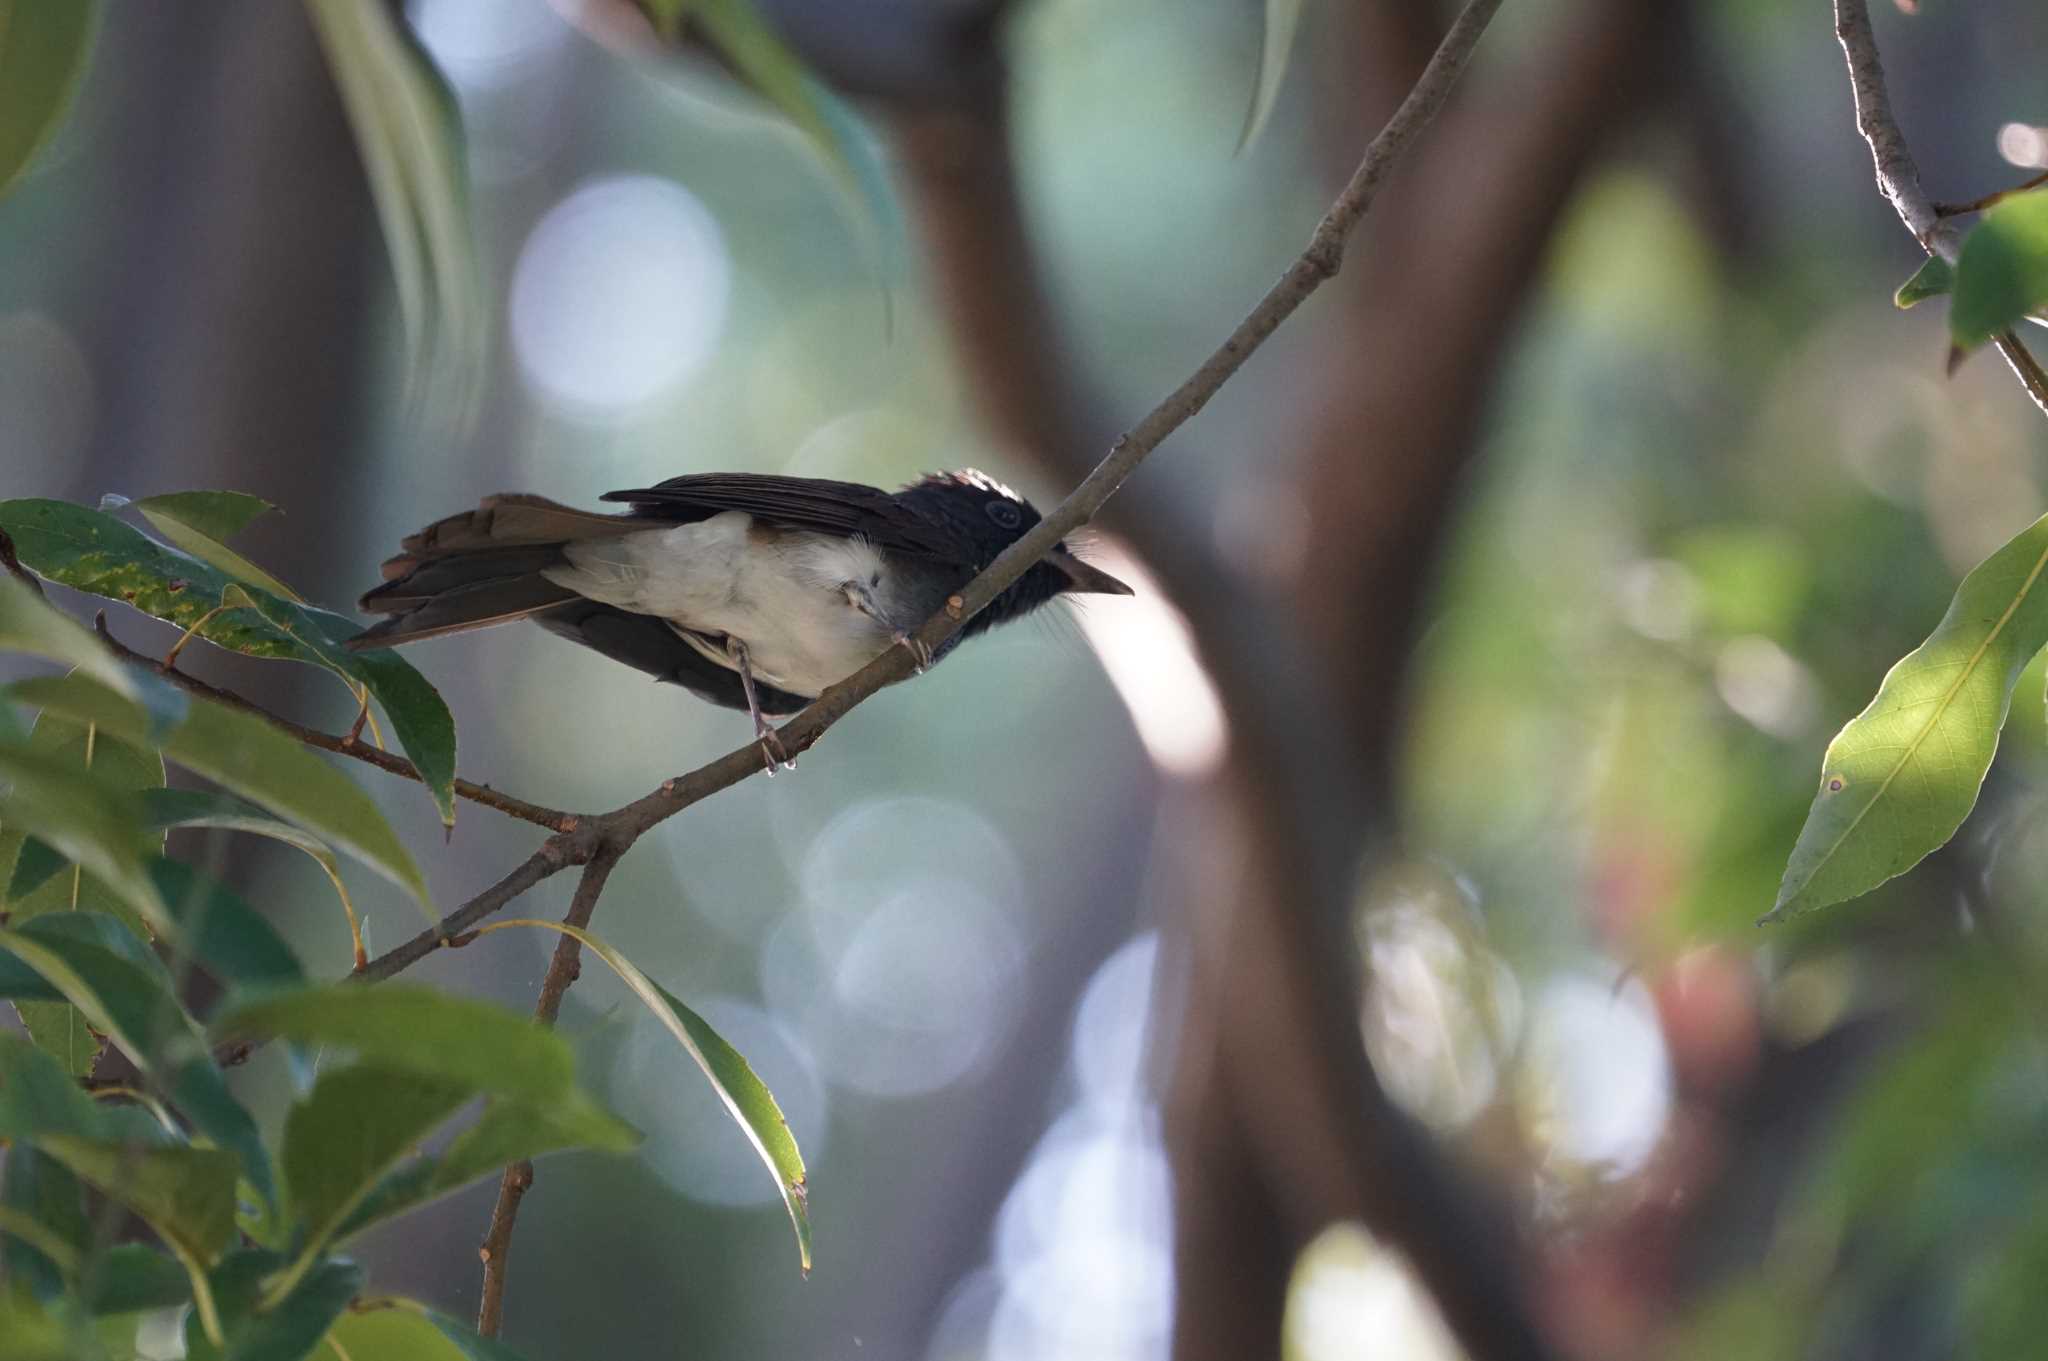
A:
[0,0,99,200]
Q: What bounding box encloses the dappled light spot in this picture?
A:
[413,0,567,88]
[1516,975,1672,1180]
[1282,1223,1463,1361]
[1068,543,1227,778]
[510,175,730,421]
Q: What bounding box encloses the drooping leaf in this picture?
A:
[1894,253,1953,309]
[1950,189,2048,349]
[184,1248,363,1361]
[1767,510,2048,921]
[329,1302,538,1361]
[488,919,810,1270]
[1239,0,1304,152]
[9,672,428,905]
[305,0,485,429]
[38,1136,239,1262]
[0,0,100,200]
[0,499,459,826]
[0,744,162,968]
[105,491,300,602]
[143,790,356,974]
[0,703,165,1074]
[281,1064,473,1259]
[336,1090,638,1241]
[210,984,576,1105]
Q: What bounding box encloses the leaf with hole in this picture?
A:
[1950,189,2048,349]
[9,671,428,905]
[1768,509,2048,920]
[490,919,810,1270]
[103,491,300,602]
[0,498,460,826]
[0,0,99,200]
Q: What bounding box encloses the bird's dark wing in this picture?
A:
[532,599,812,716]
[600,473,954,557]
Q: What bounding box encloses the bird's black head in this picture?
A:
[896,470,1133,635]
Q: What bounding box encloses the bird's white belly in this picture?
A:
[543,514,895,695]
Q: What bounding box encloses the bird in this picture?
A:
[345,469,1133,769]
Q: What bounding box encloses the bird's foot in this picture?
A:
[895,631,932,674]
[756,726,796,777]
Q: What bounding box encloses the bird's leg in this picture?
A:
[727,637,793,775]
[894,631,932,674]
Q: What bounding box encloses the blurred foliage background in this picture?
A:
[4,0,2048,1358]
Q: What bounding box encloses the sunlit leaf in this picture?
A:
[0,0,99,200]
[1950,189,2048,349]
[305,0,485,429]
[486,918,810,1270]
[0,500,459,826]
[330,1302,538,1361]
[9,672,429,905]
[104,490,300,602]
[336,1090,638,1241]
[1766,510,2048,920]
[0,1290,68,1361]
[1894,254,1953,309]
[211,984,576,1105]
[1239,0,1304,152]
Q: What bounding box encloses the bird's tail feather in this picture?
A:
[347,494,632,651]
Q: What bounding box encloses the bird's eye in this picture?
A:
[985,500,1023,529]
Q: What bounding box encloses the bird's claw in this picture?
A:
[756,726,795,777]
[895,631,932,674]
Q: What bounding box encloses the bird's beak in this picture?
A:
[1048,548,1135,596]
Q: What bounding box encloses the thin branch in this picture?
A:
[1934,167,2048,218]
[1833,0,2048,419]
[355,834,589,982]
[475,849,621,1338]
[92,616,578,833]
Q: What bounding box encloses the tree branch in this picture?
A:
[1833,0,2048,419]
[475,847,621,1338]
[92,615,578,833]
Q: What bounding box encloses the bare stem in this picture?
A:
[1833,0,2048,419]
[475,849,621,1338]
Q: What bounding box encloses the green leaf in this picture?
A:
[210,984,576,1105]
[148,858,306,992]
[493,919,810,1270]
[0,1291,69,1361]
[1895,253,1954,309]
[330,1303,537,1361]
[1950,189,2048,349]
[0,743,163,972]
[0,500,459,827]
[281,1065,473,1259]
[85,1244,195,1316]
[105,491,300,603]
[304,0,485,429]
[336,1090,638,1241]
[0,1029,129,1140]
[1239,0,1304,152]
[185,1249,363,1361]
[142,790,357,972]
[0,571,186,725]
[38,1135,240,1262]
[10,672,428,906]
[1,1147,88,1297]
[0,703,166,1074]
[0,0,99,200]
[1767,510,2048,921]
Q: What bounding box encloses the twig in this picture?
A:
[355,834,589,983]
[1833,0,2048,419]
[1934,168,2048,218]
[475,849,621,1338]
[0,531,45,599]
[93,616,577,833]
